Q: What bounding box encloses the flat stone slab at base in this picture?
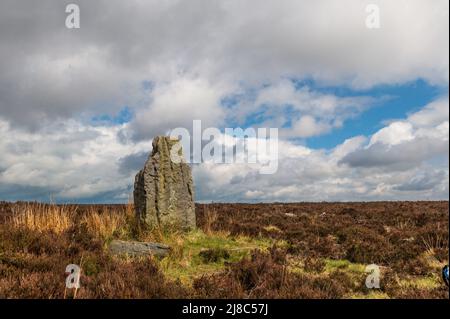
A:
[109,240,170,258]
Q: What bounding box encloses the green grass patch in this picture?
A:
[398,275,441,290]
[324,259,366,274]
[349,291,390,299]
[155,229,274,285]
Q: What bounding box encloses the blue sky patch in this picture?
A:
[305,79,446,149]
[91,106,133,125]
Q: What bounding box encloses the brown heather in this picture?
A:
[0,201,448,299]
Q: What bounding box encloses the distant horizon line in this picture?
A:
[0,199,448,205]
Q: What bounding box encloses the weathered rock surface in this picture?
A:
[134,136,196,230]
[109,240,170,258]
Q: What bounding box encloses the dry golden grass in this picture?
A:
[422,232,447,254]
[10,203,76,234]
[80,203,134,241]
[202,206,218,235]
[8,202,135,241]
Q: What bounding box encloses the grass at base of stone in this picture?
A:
[146,229,281,285]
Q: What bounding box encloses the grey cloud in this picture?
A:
[230,175,243,185]
[0,0,145,129]
[339,137,449,170]
[194,158,449,203]
[117,151,149,175]
[0,0,448,131]
[0,183,58,202]
[394,170,445,192]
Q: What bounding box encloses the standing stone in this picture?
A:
[134,136,196,230]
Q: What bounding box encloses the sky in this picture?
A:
[0,0,448,203]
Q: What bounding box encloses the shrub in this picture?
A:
[199,248,231,263]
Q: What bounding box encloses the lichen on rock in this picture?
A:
[134,136,196,231]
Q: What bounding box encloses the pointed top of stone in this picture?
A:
[151,136,178,155]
